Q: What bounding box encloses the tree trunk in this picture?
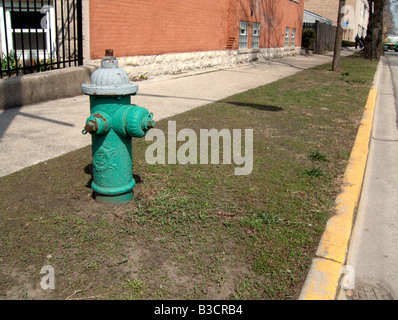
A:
[362,0,386,60]
[332,0,346,71]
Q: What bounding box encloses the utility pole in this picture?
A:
[332,0,347,71]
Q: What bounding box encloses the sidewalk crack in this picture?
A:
[315,255,344,266]
[372,136,398,142]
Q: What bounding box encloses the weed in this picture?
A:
[308,150,329,162]
[1,51,22,76]
[304,167,324,177]
[123,278,147,299]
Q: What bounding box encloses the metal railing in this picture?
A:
[0,0,83,79]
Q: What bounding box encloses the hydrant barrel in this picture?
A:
[81,51,155,204]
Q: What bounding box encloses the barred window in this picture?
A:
[284,27,290,47]
[252,22,260,49]
[239,21,249,49]
[291,28,296,47]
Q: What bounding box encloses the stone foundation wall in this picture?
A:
[91,47,303,80]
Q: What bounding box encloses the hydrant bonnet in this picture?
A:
[81,54,138,96]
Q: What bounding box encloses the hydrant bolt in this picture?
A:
[105,49,114,57]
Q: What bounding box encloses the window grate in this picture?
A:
[252,22,260,49]
[291,28,296,47]
[239,21,249,49]
[284,27,290,47]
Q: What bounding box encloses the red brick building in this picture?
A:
[89,0,304,60]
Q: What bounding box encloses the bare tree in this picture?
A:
[384,0,396,34]
[332,0,347,71]
[362,0,387,59]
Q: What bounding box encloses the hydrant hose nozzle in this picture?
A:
[85,120,99,134]
[147,120,155,129]
[142,112,155,131]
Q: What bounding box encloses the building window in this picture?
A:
[0,4,56,60]
[10,11,47,51]
[252,22,260,49]
[291,28,296,47]
[239,21,249,49]
[284,27,290,47]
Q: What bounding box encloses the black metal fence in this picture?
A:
[0,0,83,79]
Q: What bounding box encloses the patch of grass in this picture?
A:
[123,278,147,300]
[304,167,324,177]
[0,54,378,300]
[308,150,329,162]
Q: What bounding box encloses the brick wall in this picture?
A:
[304,0,339,25]
[89,0,304,59]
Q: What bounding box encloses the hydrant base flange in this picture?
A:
[91,179,136,196]
[94,191,133,204]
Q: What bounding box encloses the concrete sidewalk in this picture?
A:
[0,51,350,178]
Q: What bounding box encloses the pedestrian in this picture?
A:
[360,36,365,49]
[355,34,360,49]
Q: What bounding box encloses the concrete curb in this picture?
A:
[298,59,383,300]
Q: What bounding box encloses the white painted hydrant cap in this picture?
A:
[81,49,138,96]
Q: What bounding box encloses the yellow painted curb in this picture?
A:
[316,88,377,264]
[299,86,378,300]
[299,258,343,300]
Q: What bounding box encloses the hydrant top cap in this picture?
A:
[81,55,138,96]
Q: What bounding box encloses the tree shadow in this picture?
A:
[223,100,283,111]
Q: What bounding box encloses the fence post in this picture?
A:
[315,21,320,54]
[77,0,83,65]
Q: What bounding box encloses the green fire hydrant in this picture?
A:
[81,50,155,204]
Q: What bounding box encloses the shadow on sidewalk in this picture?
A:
[0,106,74,141]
